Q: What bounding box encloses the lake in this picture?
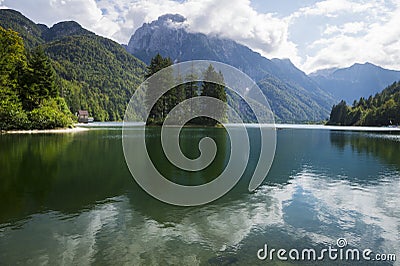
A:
[0,125,399,265]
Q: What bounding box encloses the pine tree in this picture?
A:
[168,67,186,124]
[0,27,29,130]
[0,27,27,90]
[328,100,348,125]
[200,64,227,126]
[144,58,227,126]
[145,53,173,124]
[21,46,58,110]
[184,66,199,123]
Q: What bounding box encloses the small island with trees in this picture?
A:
[144,54,227,126]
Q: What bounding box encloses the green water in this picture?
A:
[0,127,399,265]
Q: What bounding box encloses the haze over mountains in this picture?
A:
[310,62,400,103]
[1,9,399,123]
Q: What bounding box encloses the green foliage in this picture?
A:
[28,98,73,129]
[201,65,226,100]
[0,9,45,49]
[20,46,59,111]
[0,26,27,89]
[145,53,174,124]
[44,35,145,121]
[0,99,29,130]
[198,64,227,126]
[183,69,200,122]
[0,26,73,130]
[0,27,28,130]
[0,9,146,122]
[145,56,227,126]
[328,81,400,126]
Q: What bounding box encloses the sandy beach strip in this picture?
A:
[3,126,89,134]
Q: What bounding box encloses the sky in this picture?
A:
[0,0,399,74]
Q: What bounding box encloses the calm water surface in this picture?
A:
[0,126,399,265]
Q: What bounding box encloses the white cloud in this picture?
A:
[183,0,299,62]
[1,0,120,37]
[302,2,400,73]
[294,0,375,18]
[99,0,300,63]
[0,0,300,67]
[1,0,399,73]
[323,22,365,35]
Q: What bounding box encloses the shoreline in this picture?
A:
[3,126,89,134]
[275,124,400,132]
[3,123,400,134]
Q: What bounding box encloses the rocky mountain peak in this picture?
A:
[126,14,336,122]
[127,14,190,59]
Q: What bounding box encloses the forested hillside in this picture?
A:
[45,35,145,121]
[327,81,400,126]
[0,8,44,48]
[0,9,145,122]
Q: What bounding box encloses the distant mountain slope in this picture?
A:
[270,58,334,114]
[0,9,94,46]
[0,9,45,48]
[42,21,94,42]
[310,62,400,103]
[128,15,278,81]
[0,9,145,121]
[258,76,330,122]
[127,14,335,122]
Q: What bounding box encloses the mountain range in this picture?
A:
[1,9,399,123]
[127,14,336,122]
[310,62,400,103]
[0,9,145,121]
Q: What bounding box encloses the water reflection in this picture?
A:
[0,128,399,265]
[0,133,74,222]
[330,131,400,169]
[0,131,132,223]
[145,127,230,186]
